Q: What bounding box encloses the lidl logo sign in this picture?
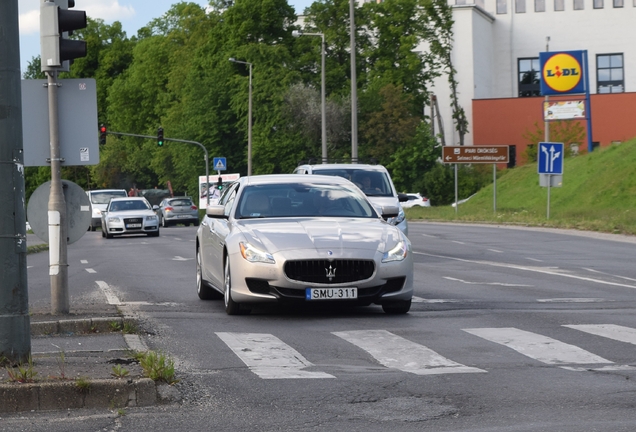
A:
[540,50,587,96]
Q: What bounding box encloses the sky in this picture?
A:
[18,0,315,74]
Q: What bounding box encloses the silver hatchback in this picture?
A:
[157,197,199,227]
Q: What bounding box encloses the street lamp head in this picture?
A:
[292,30,303,37]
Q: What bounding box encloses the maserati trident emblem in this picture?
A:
[325,264,336,281]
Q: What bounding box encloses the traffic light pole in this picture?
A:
[47,70,70,315]
[104,131,210,207]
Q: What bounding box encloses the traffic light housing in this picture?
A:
[217,177,223,190]
[40,0,87,72]
[99,124,107,145]
[157,127,164,146]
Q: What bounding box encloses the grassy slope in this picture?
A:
[406,139,636,236]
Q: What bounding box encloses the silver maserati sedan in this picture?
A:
[195,174,413,315]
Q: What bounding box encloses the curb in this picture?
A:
[30,317,124,337]
[0,317,173,413]
[0,378,157,413]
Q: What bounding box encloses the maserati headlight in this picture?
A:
[382,240,407,263]
[388,207,406,226]
[240,241,275,264]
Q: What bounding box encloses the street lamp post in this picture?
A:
[229,58,253,175]
[293,30,327,164]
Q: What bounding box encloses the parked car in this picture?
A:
[293,163,409,236]
[196,174,413,315]
[101,197,159,238]
[86,189,128,231]
[157,197,199,227]
[402,193,431,208]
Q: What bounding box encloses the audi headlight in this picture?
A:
[382,240,407,263]
[145,215,158,221]
[240,242,275,264]
[107,217,121,223]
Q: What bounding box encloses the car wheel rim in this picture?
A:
[196,250,202,294]
[224,260,230,307]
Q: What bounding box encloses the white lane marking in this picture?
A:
[444,276,532,287]
[526,257,543,262]
[582,268,636,282]
[565,324,636,345]
[216,332,335,379]
[412,296,461,303]
[413,251,636,290]
[173,256,193,261]
[464,327,612,366]
[452,241,465,245]
[85,268,96,274]
[420,233,437,238]
[333,330,485,375]
[96,280,121,305]
[487,249,503,253]
[537,298,610,303]
[81,260,88,264]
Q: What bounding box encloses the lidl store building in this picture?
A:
[428,0,636,165]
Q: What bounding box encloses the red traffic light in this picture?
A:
[99,124,107,144]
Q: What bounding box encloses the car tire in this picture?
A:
[105,228,113,239]
[148,229,160,237]
[193,220,200,227]
[101,229,105,238]
[196,248,221,300]
[224,258,244,315]
[382,299,411,315]
[161,216,168,228]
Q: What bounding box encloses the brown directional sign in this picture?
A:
[442,146,509,164]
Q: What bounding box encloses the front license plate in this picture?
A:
[126,223,141,228]
[306,287,358,300]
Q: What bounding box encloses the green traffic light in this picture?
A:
[157,127,164,147]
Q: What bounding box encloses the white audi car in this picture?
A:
[196,174,413,315]
[101,197,160,238]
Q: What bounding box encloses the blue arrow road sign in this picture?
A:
[213,157,227,171]
[538,142,564,175]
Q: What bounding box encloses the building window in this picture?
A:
[497,0,508,13]
[597,54,624,93]
[594,0,603,7]
[518,58,541,97]
[455,0,467,4]
[574,0,584,9]
[535,0,546,10]
[516,0,527,12]
[555,0,565,10]
[614,0,623,6]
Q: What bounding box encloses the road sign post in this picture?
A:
[537,142,564,219]
[442,146,509,213]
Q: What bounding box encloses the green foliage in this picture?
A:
[408,140,636,235]
[75,377,91,392]
[522,121,587,162]
[422,163,493,206]
[5,357,38,383]
[22,0,461,196]
[111,364,130,378]
[137,351,177,384]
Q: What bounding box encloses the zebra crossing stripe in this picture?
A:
[215,332,335,379]
[333,329,486,375]
[565,324,636,345]
[463,327,613,366]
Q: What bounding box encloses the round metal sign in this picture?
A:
[27,180,91,245]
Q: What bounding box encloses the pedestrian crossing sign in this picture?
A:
[213,157,227,171]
